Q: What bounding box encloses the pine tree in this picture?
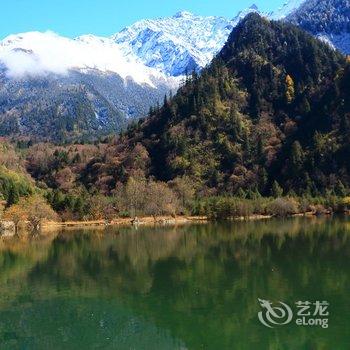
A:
[272,181,284,198]
[335,180,347,197]
[290,141,304,174]
[256,137,266,166]
[298,96,311,114]
[237,188,247,199]
[6,184,19,207]
[258,168,268,193]
[52,190,65,212]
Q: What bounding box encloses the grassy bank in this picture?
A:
[190,196,350,220]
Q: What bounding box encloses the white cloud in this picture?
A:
[0,31,172,86]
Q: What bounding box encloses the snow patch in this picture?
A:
[317,32,350,54]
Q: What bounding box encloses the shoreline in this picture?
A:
[1,211,344,237]
[41,212,326,231]
[41,216,209,231]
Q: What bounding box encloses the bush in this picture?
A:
[267,198,299,217]
[193,197,255,220]
[144,181,180,218]
[314,204,328,216]
[340,197,350,212]
[299,197,313,213]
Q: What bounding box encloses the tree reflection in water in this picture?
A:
[0,217,349,349]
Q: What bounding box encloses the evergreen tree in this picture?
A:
[237,188,247,199]
[272,181,284,198]
[6,184,20,207]
[290,141,304,174]
[256,138,266,166]
[298,96,311,114]
[335,180,347,197]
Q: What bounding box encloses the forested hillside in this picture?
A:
[1,14,350,222]
[117,13,348,196]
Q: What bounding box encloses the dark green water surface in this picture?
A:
[0,217,349,349]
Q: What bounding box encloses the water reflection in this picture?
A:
[0,217,350,349]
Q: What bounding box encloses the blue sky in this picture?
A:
[1,0,286,39]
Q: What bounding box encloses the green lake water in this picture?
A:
[0,217,349,349]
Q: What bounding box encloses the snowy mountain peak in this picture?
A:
[249,4,259,11]
[113,11,237,76]
[74,34,113,45]
[173,11,194,18]
[232,4,262,24]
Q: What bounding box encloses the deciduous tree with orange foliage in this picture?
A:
[4,196,58,233]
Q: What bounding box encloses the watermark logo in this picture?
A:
[258,299,329,329]
[258,299,293,328]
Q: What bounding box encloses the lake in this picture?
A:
[0,217,349,349]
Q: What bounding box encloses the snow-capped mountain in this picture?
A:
[0,6,266,140]
[113,6,261,76]
[113,2,315,77]
[0,2,308,82]
[0,31,181,140]
[287,0,350,54]
[113,11,233,77]
[270,0,306,19]
[0,2,306,85]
